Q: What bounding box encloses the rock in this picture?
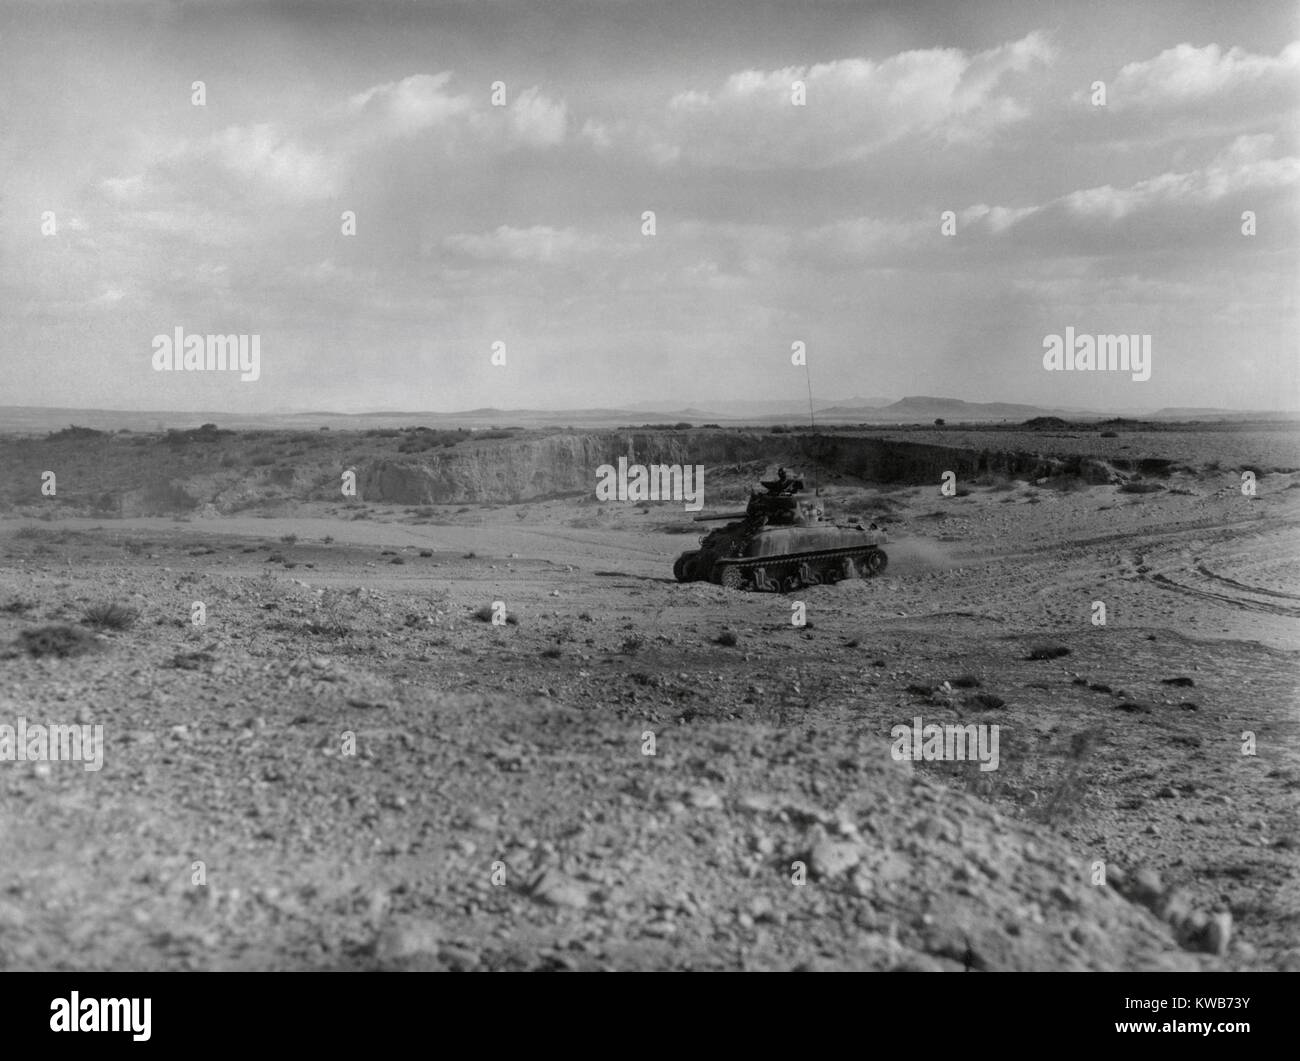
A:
[685,786,722,810]
[808,838,864,879]
[530,870,590,910]
[437,944,481,971]
[373,918,440,961]
[1160,888,1193,928]
[1203,912,1232,956]
[1131,867,1163,908]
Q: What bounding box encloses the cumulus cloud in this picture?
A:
[346,72,473,139]
[205,123,340,200]
[637,31,1056,168]
[1108,40,1300,112]
[944,135,1299,257]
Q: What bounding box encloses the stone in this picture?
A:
[685,787,722,810]
[530,870,590,910]
[1204,912,1232,956]
[809,838,864,879]
[373,918,440,961]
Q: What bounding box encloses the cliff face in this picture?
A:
[357,431,1117,504]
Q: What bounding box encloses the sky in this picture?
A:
[1,0,1297,414]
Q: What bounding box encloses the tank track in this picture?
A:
[711,545,887,592]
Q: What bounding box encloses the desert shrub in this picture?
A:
[81,602,140,630]
[140,479,199,514]
[966,692,1005,709]
[620,635,644,654]
[1100,431,1119,438]
[473,604,516,625]
[540,647,563,659]
[1038,729,1103,824]
[715,630,738,647]
[1119,481,1163,494]
[47,425,105,441]
[1027,644,1071,660]
[16,624,100,658]
[267,465,296,487]
[951,674,981,688]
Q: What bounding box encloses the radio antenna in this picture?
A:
[804,357,817,495]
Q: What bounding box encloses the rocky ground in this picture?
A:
[0,431,1297,971]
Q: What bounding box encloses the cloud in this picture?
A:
[635,32,1056,168]
[507,86,567,147]
[205,123,340,200]
[945,135,1300,258]
[442,225,603,265]
[1108,40,1300,112]
[346,72,473,139]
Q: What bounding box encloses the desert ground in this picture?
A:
[1,421,1297,970]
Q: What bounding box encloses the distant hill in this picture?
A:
[816,396,1070,422]
[624,397,892,418]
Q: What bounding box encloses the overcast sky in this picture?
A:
[2,0,1297,413]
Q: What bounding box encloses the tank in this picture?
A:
[673,471,888,592]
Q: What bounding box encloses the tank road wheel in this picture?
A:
[841,557,860,580]
[673,553,694,582]
[799,562,821,587]
[752,567,777,592]
[719,565,746,591]
[862,549,888,577]
[680,553,706,582]
[779,571,802,594]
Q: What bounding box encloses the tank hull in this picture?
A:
[674,525,888,592]
[672,474,890,591]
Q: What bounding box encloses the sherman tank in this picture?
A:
[673,470,888,592]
